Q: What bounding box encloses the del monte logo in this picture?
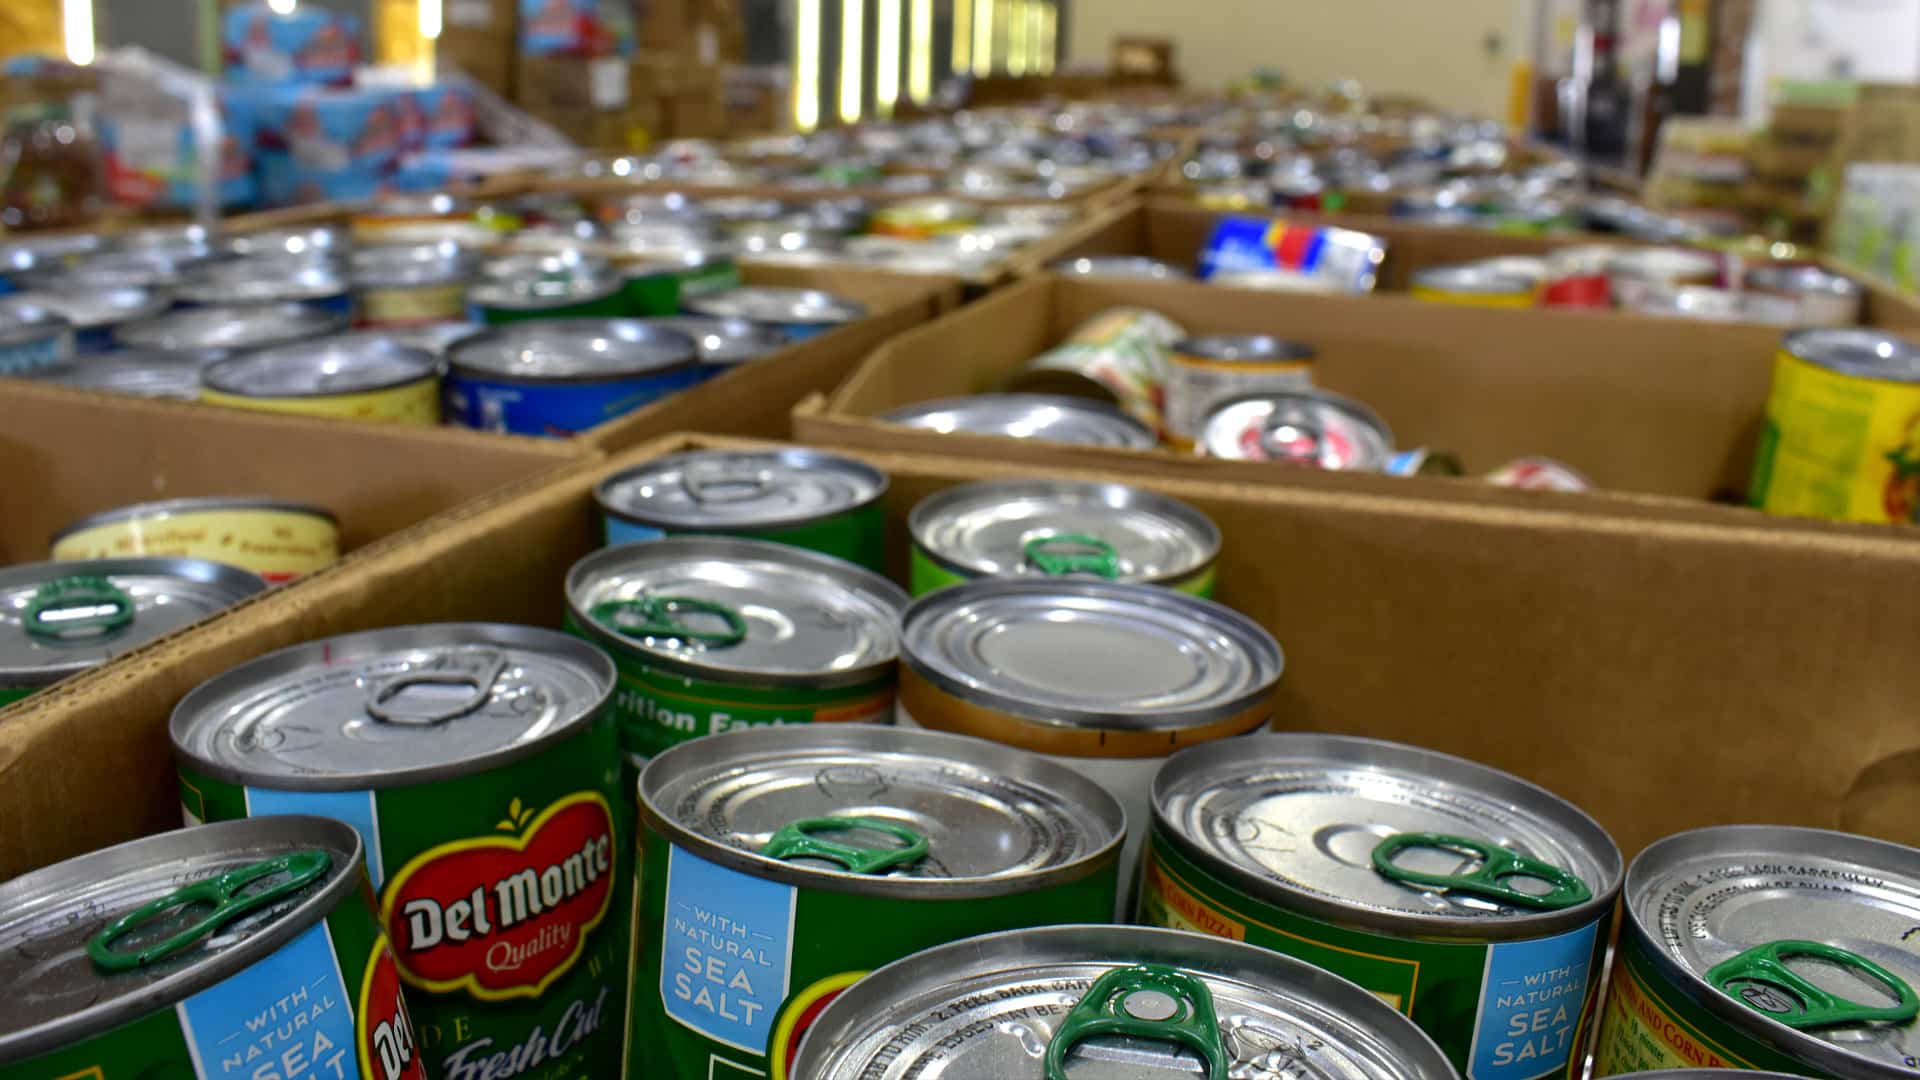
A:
[382,793,616,1001]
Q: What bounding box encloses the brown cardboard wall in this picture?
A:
[11,433,1918,880]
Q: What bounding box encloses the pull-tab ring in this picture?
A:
[1023,533,1121,579]
[1260,416,1325,464]
[760,817,929,875]
[1372,832,1592,911]
[365,649,507,726]
[682,466,776,505]
[88,850,332,972]
[1707,940,1920,1030]
[1046,965,1227,1080]
[25,576,135,641]
[591,596,748,648]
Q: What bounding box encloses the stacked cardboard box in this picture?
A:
[438,0,518,99]
[513,0,637,148]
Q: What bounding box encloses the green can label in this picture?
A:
[604,503,885,573]
[677,261,741,301]
[1139,827,1609,1080]
[3,877,425,1080]
[0,686,32,708]
[909,544,1217,598]
[178,726,630,1080]
[565,612,896,761]
[629,833,1117,1080]
[1593,932,1823,1075]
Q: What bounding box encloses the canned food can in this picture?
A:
[352,192,486,245]
[0,816,425,1079]
[1006,308,1185,433]
[1209,266,1345,292]
[221,223,346,259]
[564,536,908,764]
[596,449,887,569]
[880,392,1158,448]
[445,319,701,437]
[1199,389,1394,469]
[1198,216,1387,293]
[111,222,214,263]
[872,196,979,238]
[684,286,866,340]
[1166,333,1315,449]
[792,923,1455,1080]
[202,334,442,426]
[1751,328,1920,523]
[378,319,480,358]
[630,726,1125,1079]
[1608,246,1721,308]
[170,624,628,1080]
[644,315,788,374]
[2,284,169,351]
[898,579,1283,913]
[51,496,340,583]
[0,557,264,705]
[114,301,349,364]
[1592,826,1920,1077]
[1487,456,1594,492]
[40,349,204,399]
[351,242,476,328]
[0,231,103,292]
[0,300,75,373]
[620,249,744,316]
[1411,263,1539,308]
[21,248,197,292]
[469,269,626,325]
[1051,255,1191,280]
[1628,285,1799,325]
[1745,263,1864,327]
[1142,733,1624,1080]
[908,479,1220,596]
[177,254,354,315]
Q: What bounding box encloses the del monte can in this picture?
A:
[791,924,1455,1079]
[0,815,424,1079]
[1143,733,1624,1080]
[631,725,1125,1080]
[169,623,629,1079]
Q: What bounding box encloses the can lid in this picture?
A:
[910,479,1218,587]
[42,350,204,400]
[220,224,345,259]
[640,726,1122,896]
[566,536,906,686]
[793,924,1454,1079]
[176,255,347,304]
[170,623,615,789]
[203,334,439,398]
[1052,255,1190,280]
[467,268,623,312]
[376,320,481,357]
[349,241,475,288]
[2,284,170,330]
[642,316,788,365]
[1608,245,1721,280]
[111,222,213,261]
[449,318,698,381]
[1747,262,1863,299]
[23,249,185,291]
[0,558,265,687]
[1198,390,1394,469]
[1624,825,1920,1070]
[114,302,349,356]
[1411,263,1536,295]
[597,448,885,531]
[880,393,1157,449]
[477,249,612,283]
[52,497,336,548]
[1786,327,1920,383]
[0,816,363,1064]
[1174,333,1314,363]
[685,286,867,326]
[1153,734,1622,936]
[900,579,1281,730]
[0,230,102,274]
[0,299,72,348]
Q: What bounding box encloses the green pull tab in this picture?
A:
[25,576,135,641]
[760,817,928,875]
[591,596,747,648]
[88,850,332,972]
[1045,965,1228,1080]
[1372,832,1592,911]
[1023,533,1121,579]
[1707,940,1920,1030]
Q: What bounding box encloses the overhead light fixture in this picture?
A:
[971,0,992,77]
[908,0,932,104]
[839,0,864,123]
[1038,1,1056,74]
[267,0,296,12]
[952,0,972,74]
[876,0,901,116]
[795,0,822,130]
[420,0,443,39]
[1008,0,1027,76]
[62,0,95,65]
[1025,0,1043,74]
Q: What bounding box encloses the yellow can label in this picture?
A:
[52,508,339,582]
[358,283,469,328]
[1592,946,1763,1073]
[202,376,441,426]
[1751,346,1920,523]
[1411,284,1536,309]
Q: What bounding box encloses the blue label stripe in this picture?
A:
[246,787,385,889]
[178,921,357,1080]
[660,845,796,1055]
[1467,919,1601,1080]
[605,519,668,547]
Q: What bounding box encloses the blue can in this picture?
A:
[0,302,76,375]
[682,286,866,341]
[444,318,701,438]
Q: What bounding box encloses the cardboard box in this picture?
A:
[437,0,517,98]
[13,431,1919,883]
[794,273,1920,518]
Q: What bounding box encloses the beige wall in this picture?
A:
[1068,0,1530,118]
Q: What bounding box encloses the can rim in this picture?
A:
[467,274,624,312]
[51,497,339,547]
[447,319,701,383]
[0,815,363,1064]
[1150,733,1625,940]
[202,341,442,399]
[594,448,889,533]
[684,287,867,326]
[639,725,1125,899]
[168,622,615,790]
[1783,327,1920,384]
[879,393,1158,449]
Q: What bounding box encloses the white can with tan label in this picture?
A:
[1166,334,1316,450]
